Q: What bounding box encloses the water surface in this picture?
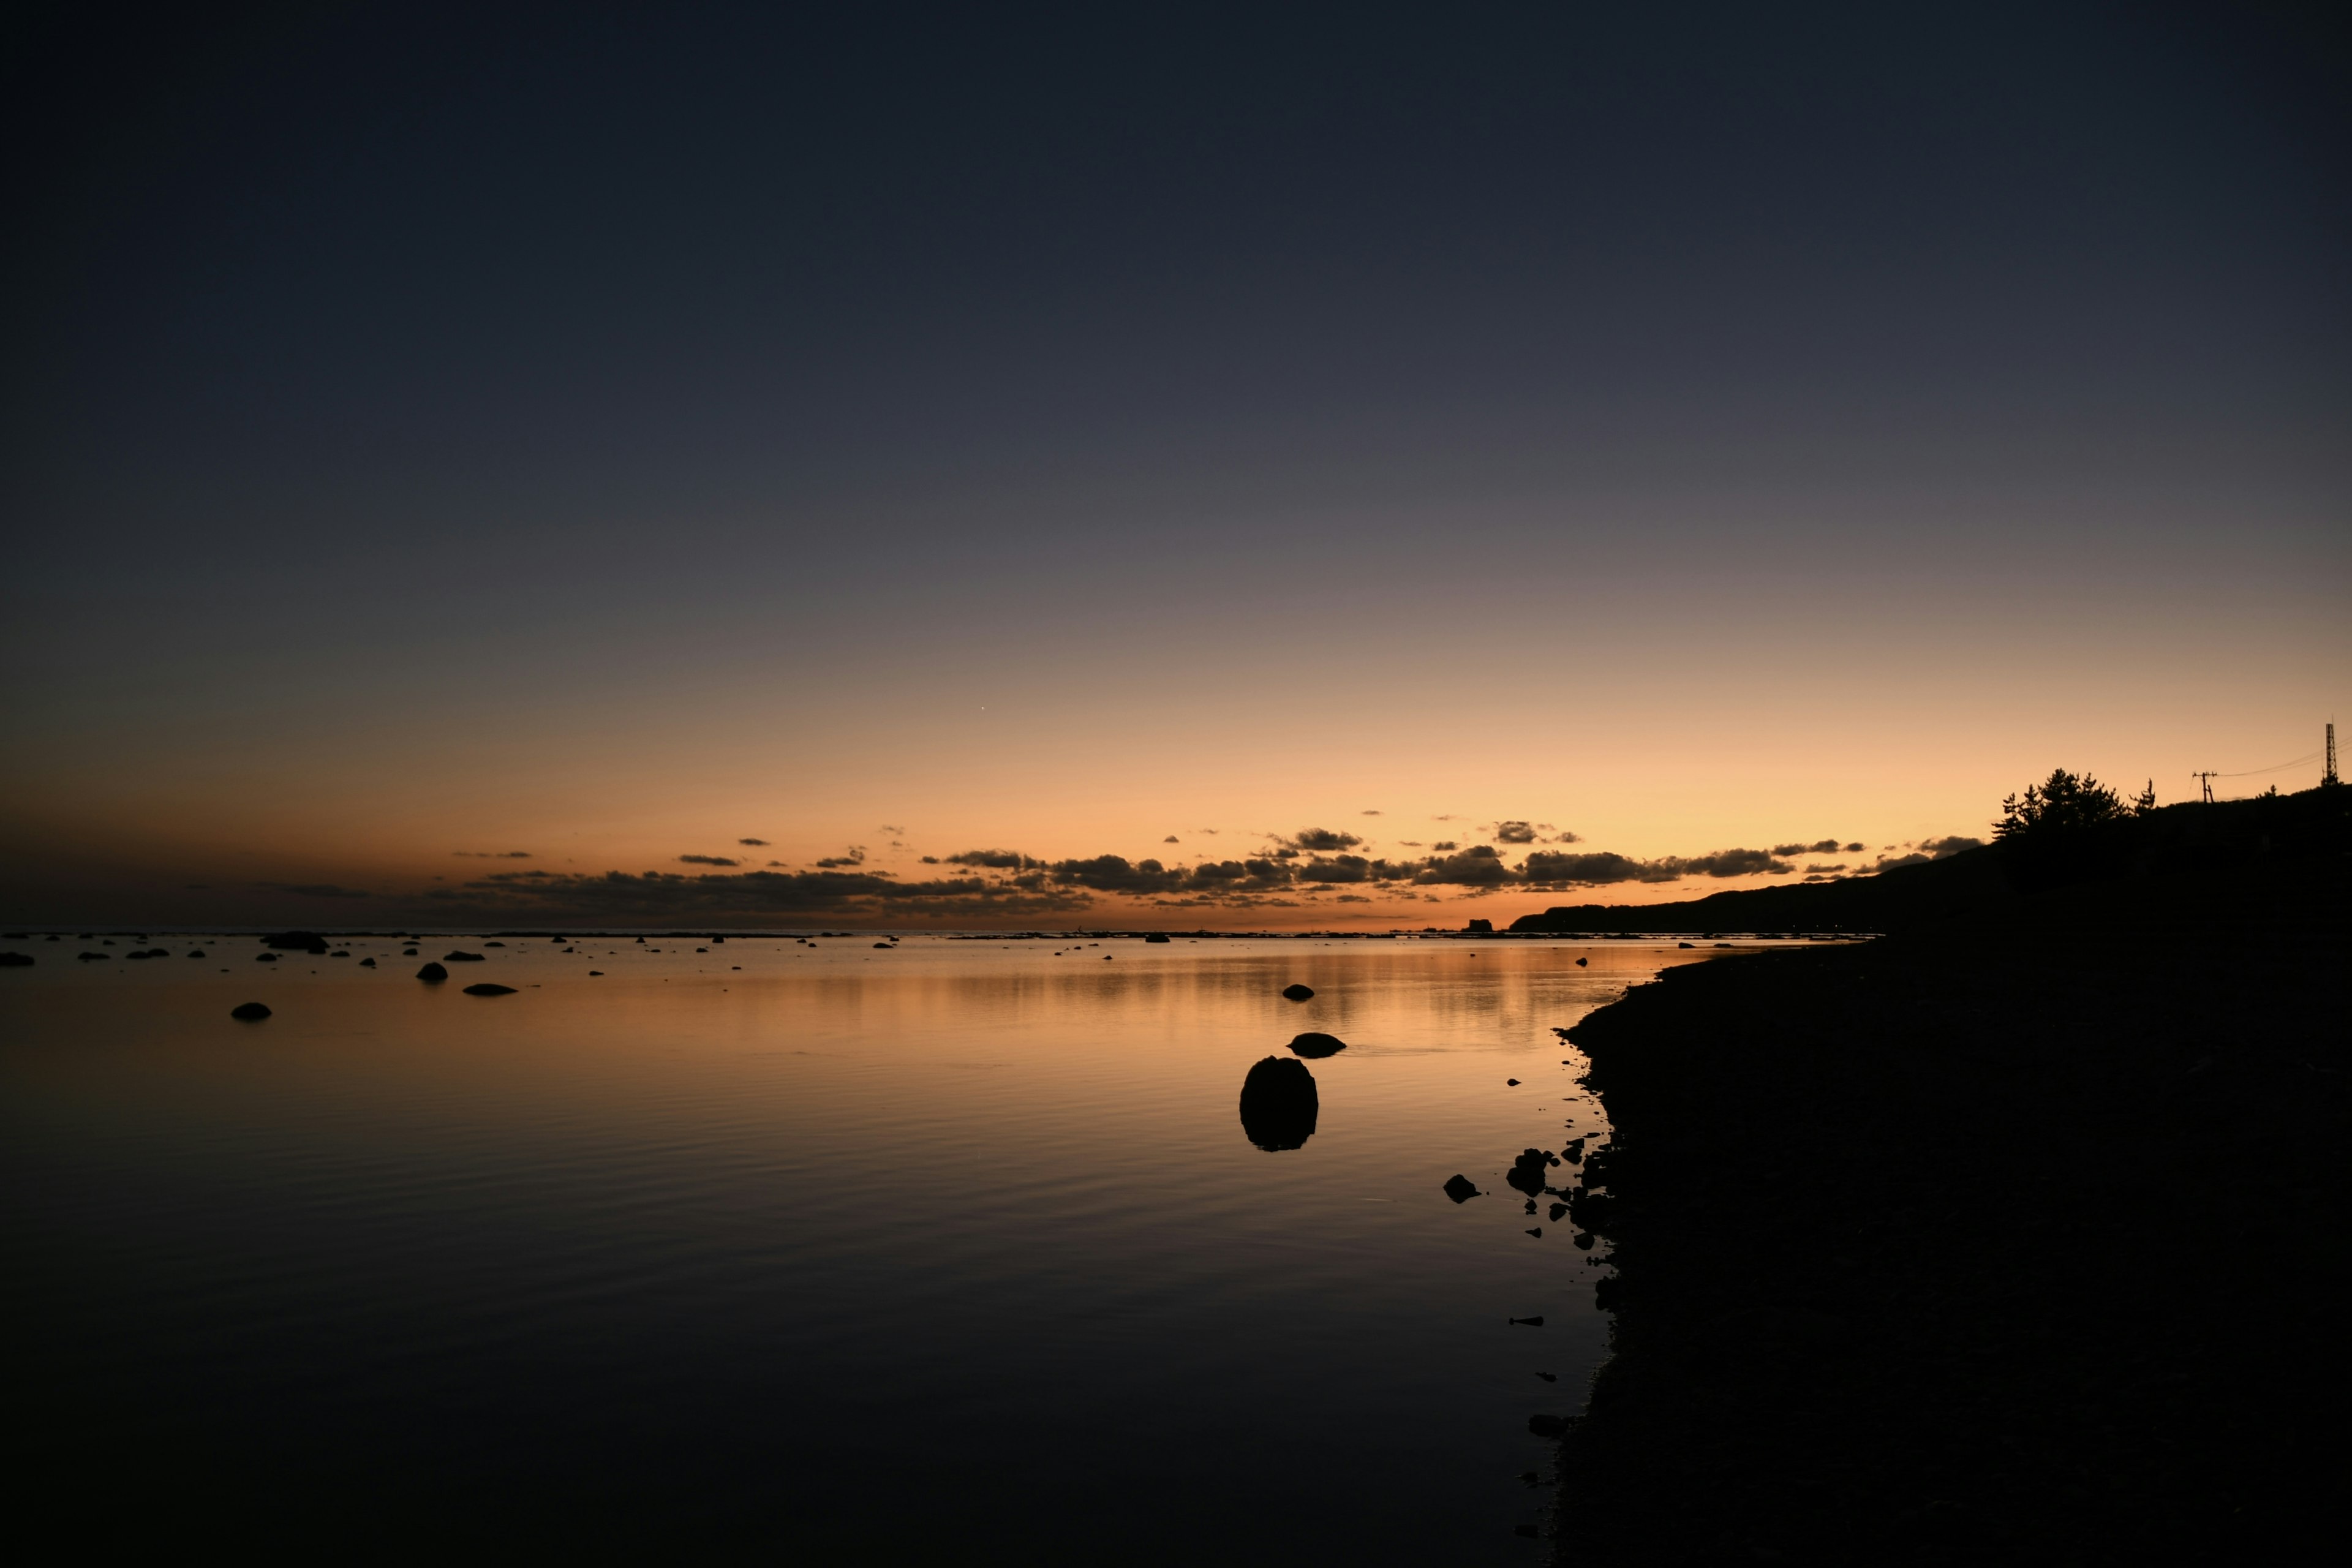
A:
[0,934,1722,1562]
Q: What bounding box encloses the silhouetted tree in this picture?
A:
[1994,769,2128,840]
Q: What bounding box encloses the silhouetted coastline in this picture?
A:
[1547,787,2350,1562]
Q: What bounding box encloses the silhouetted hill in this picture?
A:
[1546,784,2350,1563]
[1512,788,2347,934]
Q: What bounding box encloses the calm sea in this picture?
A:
[0,934,1723,1562]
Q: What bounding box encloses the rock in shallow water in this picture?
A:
[415,962,449,982]
[1287,1031,1347,1058]
[1280,983,1314,1001]
[1238,1055,1319,1150]
[1443,1174,1482,1203]
[230,1002,271,1020]
[462,983,518,996]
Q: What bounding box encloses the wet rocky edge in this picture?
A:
[1548,801,2349,1562]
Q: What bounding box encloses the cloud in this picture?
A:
[879,824,904,835]
[1771,839,1845,856]
[1803,862,1847,875]
[1360,809,1382,815]
[1164,835,1180,843]
[1396,840,1423,848]
[944,848,1031,869]
[1492,821,1539,844]
[1920,835,1985,858]
[1413,845,1516,886]
[1295,854,1371,884]
[1845,842,1866,853]
[261,883,371,898]
[1520,851,1683,886]
[738,837,769,846]
[1864,853,1932,873]
[679,854,741,867]
[813,847,866,867]
[1431,841,1458,851]
[1287,827,1364,851]
[1677,848,1793,878]
[453,865,1088,919]
[454,850,533,859]
[1047,855,1188,894]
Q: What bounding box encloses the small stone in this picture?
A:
[462,983,518,996]
[1281,983,1314,1001]
[359,957,377,968]
[0,952,32,967]
[443,951,484,962]
[1288,1031,1346,1058]
[416,963,450,982]
[230,1002,272,1020]
[1442,1174,1481,1203]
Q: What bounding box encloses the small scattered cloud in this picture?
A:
[454,850,533,859]
[1845,842,1866,853]
[679,854,741,867]
[1431,840,1458,851]
[1803,862,1847,875]
[1287,826,1364,852]
[1413,845,1515,886]
[1360,809,1382,816]
[945,849,1030,869]
[1771,839,1845,857]
[1164,835,1180,843]
[879,824,904,835]
[1492,821,1539,844]
[1921,835,1985,859]
[813,846,867,868]
[921,855,940,864]
[738,837,769,847]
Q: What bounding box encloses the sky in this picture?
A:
[4,3,2347,929]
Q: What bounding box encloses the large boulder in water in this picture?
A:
[1239,1056,1319,1151]
[415,962,450,982]
[262,931,330,953]
[1287,1031,1347,1058]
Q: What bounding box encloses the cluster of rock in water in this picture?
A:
[1237,984,1346,1150]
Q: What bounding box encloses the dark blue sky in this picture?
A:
[5,3,2347,923]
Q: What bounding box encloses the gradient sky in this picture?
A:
[5,4,2347,928]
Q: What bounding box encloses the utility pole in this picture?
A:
[2192,771,2217,804]
[2327,722,2340,788]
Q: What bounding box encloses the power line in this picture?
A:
[2212,752,2321,778]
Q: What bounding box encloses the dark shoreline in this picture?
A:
[1548,793,2349,1561]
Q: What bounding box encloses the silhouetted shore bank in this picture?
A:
[1551,789,2350,1562]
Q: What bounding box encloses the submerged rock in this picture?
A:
[359,957,377,968]
[1443,1174,1482,1203]
[443,951,484,962]
[1238,1055,1319,1150]
[462,983,518,996]
[415,962,449,982]
[1281,983,1314,1001]
[262,931,330,953]
[1507,1148,1558,1196]
[229,1002,272,1020]
[0,952,33,967]
[1287,1031,1347,1058]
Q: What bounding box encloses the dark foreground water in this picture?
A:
[0,935,1719,1563]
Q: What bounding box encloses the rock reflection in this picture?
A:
[1238,1056,1319,1150]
